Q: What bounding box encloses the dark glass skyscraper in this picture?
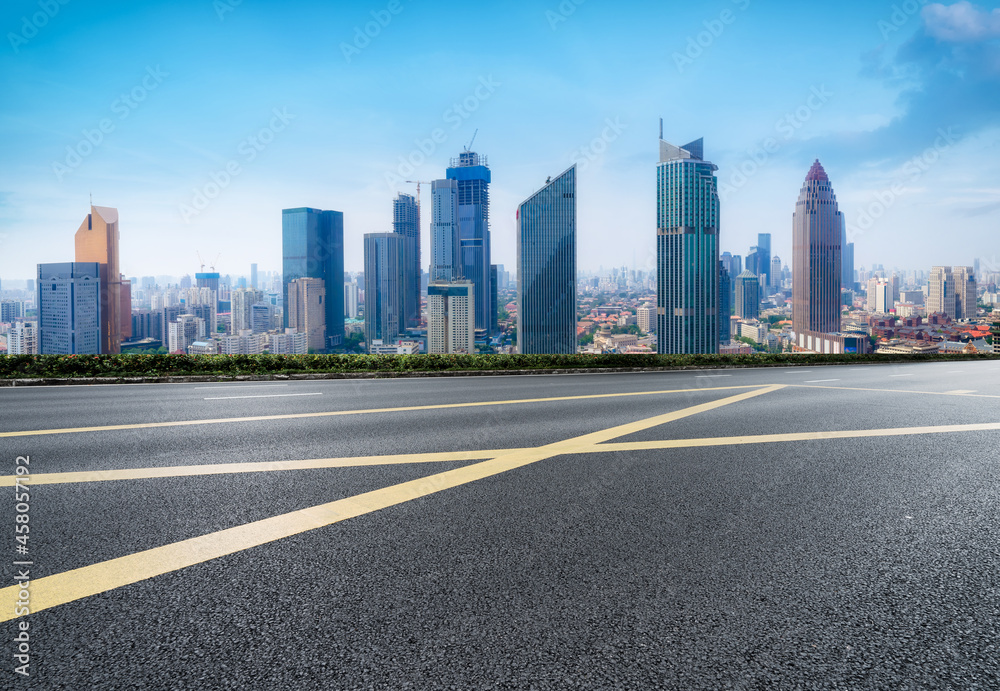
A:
[447,151,492,333]
[657,137,720,354]
[792,161,842,335]
[757,233,772,288]
[393,193,421,329]
[282,207,344,349]
[363,233,404,350]
[517,166,577,355]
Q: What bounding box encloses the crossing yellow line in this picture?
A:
[596,421,1000,452]
[0,385,762,439]
[0,385,782,622]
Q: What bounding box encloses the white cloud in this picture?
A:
[923,1,1000,42]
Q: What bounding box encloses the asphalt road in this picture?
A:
[1,360,999,689]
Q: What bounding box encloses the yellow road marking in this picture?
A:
[0,386,781,621]
[0,451,520,487]
[597,421,1000,452]
[0,385,762,439]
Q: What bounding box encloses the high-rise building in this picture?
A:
[1,300,26,323]
[447,151,492,333]
[196,272,220,294]
[427,281,475,354]
[8,322,38,355]
[637,305,656,335]
[875,281,893,314]
[930,266,977,319]
[792,161,842,336]
[168,314,206,354]
[37,263,101,354]
[735,270,760,320]
[344,281,359,319]
[490,264,499,335]
[250,263,258,290]
[75,205,123,354]
[282,207,345,350]
[771,256,783,291]
[656,136,720,354]
[719,262,732,345]
[954,266,978,319]
[231,289,263,334]
[840,219,855,289]
[393,193,421,329]
[757,233,772,287]
[287,277,327,353]
[363,233,404,350]
[431,179,461,282]
[928,267,956,317]
[251,303,273,334]
[516,165,577,355]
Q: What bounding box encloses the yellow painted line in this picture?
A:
[0,385,780,621]
[0,450,523,487]
[790,384,1000,399]
[0,385,762,439]
[597,421,1000,452]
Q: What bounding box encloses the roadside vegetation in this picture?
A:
[0,351,998,381]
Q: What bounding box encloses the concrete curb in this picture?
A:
[0,358,985,387]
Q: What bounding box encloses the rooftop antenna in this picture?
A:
[659,118,663,140]
[464,128,478,153]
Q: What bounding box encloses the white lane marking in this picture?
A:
[945,390,977,395]
[805,379,841,383]
[195,385,291,390]
[204,393,323,401]
[788,371,812,374]
[696,375,732,378]
[890,374,915,378]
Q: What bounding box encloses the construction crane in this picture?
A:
[464,129,478,153]
[210,254,221,272]
[196,252,206,272]
[404,180,432,208]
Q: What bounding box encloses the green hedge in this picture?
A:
[0,352,997,380]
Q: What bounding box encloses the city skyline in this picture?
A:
[2,1,998,281]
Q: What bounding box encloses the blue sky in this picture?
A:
[1,0,998,281]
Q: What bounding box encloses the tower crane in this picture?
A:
[404,181,432,208]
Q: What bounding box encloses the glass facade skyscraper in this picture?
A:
[446,151,492,334]
[393,193,421,329]
[363,233,404,350]
[792,161,842,335]
[656,137,720,355]
[282,207,344,349]
[37,262,101,355]
[516,165,577,355]
[757,233,772,288]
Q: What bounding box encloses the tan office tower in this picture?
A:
[287,277,327,353]
[427,281,474,354]
[75,205,123,354]
[927,267,956,318]
[953,266,977,319]
[793,161,842,336]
